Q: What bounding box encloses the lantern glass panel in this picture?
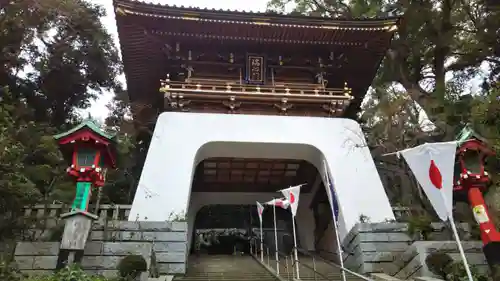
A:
[453,159,462,182]
[77,147,97,167]
[99,153,105,168]
[462,150,482,174]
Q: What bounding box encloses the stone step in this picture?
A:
[182,255,277,281]
[182,255,366,281]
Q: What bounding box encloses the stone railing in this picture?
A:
[25,204,415,222]
[20,204,134,241]
[23,204,132,222]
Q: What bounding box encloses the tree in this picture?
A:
[101,90,138,204]
[0,0,124,241]
[266,0,499,224]
[0,0,122,127]
[0,89,39,238]
[267,0,500,136]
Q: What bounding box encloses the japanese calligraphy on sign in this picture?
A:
[246,54,266,84]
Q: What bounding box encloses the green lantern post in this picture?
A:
[53,119,117,265]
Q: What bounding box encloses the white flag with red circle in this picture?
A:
[264,198,290,209]
[256,201,264,224]
[279,184,306,217]
[399,142,457,221]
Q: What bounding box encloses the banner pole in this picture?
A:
[291,212,300,279]
[260,220,264,262]
[331,205,347,281]
[449,216,474,281]
[273,201,280,274]
[324,160,347,281]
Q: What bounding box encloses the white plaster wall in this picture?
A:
[129,112,394,243]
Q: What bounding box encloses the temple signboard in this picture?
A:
[246,54,266,84]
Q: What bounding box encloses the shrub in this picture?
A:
[407,215,433,240]
[425,251,453,278]
[117,255,147,279]
[426,252,490,281]
[0,263,113,281]
[0,260,24,281]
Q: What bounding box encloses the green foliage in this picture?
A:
[426,251,454,278]
[0,260,24,281]
[27,266,115,281]
[169,210,187,222]
[265,0,499,220]
[1,262,118,281]
[1,0,122,126]
[425,251,489,281]
[445,261,489,281]
[0,0,131,244]
[407,215,433,240]
[117,255,147,279]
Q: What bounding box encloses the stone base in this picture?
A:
[394,241,488,279]
[14,221,188,277]
[483,241,500,268]
[340,222,487,279]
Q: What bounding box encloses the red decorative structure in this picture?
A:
[54,119,117,212]
[453,127,500,268]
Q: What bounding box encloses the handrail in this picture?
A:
[298,248,373,281]
[312,246,355,257]
[249,238,373,281]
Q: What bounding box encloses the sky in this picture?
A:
[85,0,271,121]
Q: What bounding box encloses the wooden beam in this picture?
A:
[191,182,313,193]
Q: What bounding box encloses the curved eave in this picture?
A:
[113,0,400,110]
[114,0,400,29]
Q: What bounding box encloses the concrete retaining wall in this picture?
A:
[340,222,487,279]
[91,221,188,275]
[14,221,187,278]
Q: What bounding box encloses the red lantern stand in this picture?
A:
[54,120,117,213]
[53,120,117,265]
[453,139,500,268]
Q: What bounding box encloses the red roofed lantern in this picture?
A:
[54,119,117,213]
[453,126,499,269]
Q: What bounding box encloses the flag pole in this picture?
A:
[331,205,347,281]
[449,217,474,281]
[260,218,264,262]
[439,191,474,281]
[291,212,300,279]
[273,200,280,274]
[324,160,347,281]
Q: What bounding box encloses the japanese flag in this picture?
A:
[264,198,290,209]
[399,142,457,221]
[279,184,305,217]
[256,201,264,224]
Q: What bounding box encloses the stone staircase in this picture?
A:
[174,255,279,281]
[173,253,369,281]
[272,254,367,281]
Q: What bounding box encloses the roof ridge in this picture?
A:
[113,0,401,23]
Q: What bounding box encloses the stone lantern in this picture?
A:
[453,126,499,268]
